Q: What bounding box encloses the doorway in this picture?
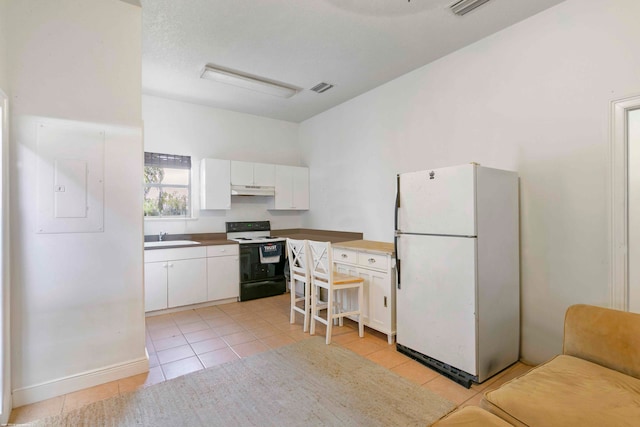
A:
[627,108,640,312]
[0,89,9,423]
[611,95,640,313]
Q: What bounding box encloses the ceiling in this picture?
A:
[141,0,566,123]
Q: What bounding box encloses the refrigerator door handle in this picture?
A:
[395,174,401,289]
[395,174,401,228]
[395,250,401,289]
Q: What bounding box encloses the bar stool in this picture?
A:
[286,238,311,332]
[307,239,364,344]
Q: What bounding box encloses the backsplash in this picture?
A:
[143,196,306,235]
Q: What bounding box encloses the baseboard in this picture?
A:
[12,355,149,407]
[145,298,238,317]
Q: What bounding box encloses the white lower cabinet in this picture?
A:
[206,244,240,301]
[333,244,396,344]
[144,261,169,312]
[144,244,240,312]
[144,246,207,312]
[168,258,207,308]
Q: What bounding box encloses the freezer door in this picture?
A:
[398,164,476,236]
[396,234,477,376]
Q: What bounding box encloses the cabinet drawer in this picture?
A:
[333,248,357,264]
[144,246,206,263]
[206,244,239,257]
[357,252,389,270]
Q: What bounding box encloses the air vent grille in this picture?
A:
[310,82,334,93]
[450,0,491,16]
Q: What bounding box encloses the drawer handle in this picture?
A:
[341,254,348,258]
[384,296,387,308]
[368,258,376,263]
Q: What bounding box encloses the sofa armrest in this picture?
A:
[563,304,640,378]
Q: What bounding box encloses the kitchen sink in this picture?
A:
[144,240,201,248]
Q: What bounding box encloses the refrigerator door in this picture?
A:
[396,234,477,375]
[398,164,476,236]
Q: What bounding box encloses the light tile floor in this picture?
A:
[8,293,531,424]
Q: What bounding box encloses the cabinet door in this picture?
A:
[144,262,168,312]
[207,255,240,301]
[274,165,294,209]
[253,163,276,186]
[167,258,207,308]
[200,158,231,210]
[364,268,390,334]
[230,161,254,185]
[292,166,309,210]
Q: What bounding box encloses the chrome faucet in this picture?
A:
[159,231,167,241]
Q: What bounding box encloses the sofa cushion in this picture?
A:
[481,354,640,427]
[564,304,640,379]
[432,406,513,426]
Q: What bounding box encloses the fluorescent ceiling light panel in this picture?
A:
[450,0,491,16]
[200,65,299,98]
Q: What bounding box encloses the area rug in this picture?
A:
[27,337,456,426]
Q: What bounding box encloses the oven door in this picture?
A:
[238,242,286,301]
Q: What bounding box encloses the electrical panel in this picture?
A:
[36,122,104,233]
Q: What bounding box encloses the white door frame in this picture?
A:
[610,95,640,311]
[0,88,10,424]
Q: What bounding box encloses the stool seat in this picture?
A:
[333,272,365,284]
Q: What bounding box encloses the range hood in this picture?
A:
[231,185,275,196]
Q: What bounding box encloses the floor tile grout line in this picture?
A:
[15,294,512,424]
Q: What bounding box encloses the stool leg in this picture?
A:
[302,280,310,333]
[326,287,333,345]
[358,284,364,338]
[310,282,316,336]
[338,289,344,327]
[290,280,296,324]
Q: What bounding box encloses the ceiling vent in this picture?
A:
[450,0,491,16]
[310,82,334,94]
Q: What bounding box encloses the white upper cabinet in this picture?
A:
[200,158,231,210]
[201,159,308,211]
[231,161,275,186]
[230,161,253,185]
[272,165,309,210]
[292,166,310,210]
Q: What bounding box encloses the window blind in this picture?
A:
[144,152,191,169]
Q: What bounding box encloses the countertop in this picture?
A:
[332,240,395,255]
[273,228,363,243]
[144,232,236,250]
[143,228,364,250]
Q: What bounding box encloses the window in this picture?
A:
[144,152,191,217]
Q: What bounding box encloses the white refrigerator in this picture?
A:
[394,164,519,387]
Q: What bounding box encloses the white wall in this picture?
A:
[0,0,7,91]
[142,95,305,235]
[7,0,146,405]
[299,0,640,364]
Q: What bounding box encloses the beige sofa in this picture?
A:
[434,304,640,426]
